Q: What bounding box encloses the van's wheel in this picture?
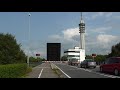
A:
[114,69,119,76]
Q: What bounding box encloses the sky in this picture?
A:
[0,12,120,59]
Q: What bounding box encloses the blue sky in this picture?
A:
[0,12,120,59]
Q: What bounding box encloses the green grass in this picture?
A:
[0,63,29,78]
[29,62,42,67]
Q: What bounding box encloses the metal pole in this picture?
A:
[27,13,31,67]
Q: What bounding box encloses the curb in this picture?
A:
[50,63,67,78]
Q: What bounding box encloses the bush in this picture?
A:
[0,33,27,64]
[0,63,28,78]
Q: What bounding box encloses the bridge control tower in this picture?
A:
[79,12,85,63]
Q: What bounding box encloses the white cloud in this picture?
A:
[62,27,79,40]
[97,34,118,43]
[85,34,120,55]
[97,34,119,48]
[28,25,120,58]
[49,26,120,55]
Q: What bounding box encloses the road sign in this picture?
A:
[92,54,96,57]
[36,54,40,56]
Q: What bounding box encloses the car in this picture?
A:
[68,58,79,66]
[100,57,120,76]
[68,60,72,65]
[80,59,96,68]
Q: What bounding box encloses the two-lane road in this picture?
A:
[54,62,120,78]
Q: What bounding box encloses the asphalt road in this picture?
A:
[26,62,59,78]
[54,62,120,78]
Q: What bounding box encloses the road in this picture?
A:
[26,62,59,78]
[53,62,120,78]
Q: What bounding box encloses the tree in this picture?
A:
[108,42,120,57]
[61,55,67,61]
[85,55,92,59]
[29,56,45,62]
[0,33,27,64]
[86,54,107,65]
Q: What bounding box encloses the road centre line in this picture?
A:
[38,68,43,78]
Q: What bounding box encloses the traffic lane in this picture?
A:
[86,66,100,72]
[77,65,120,78]
[54,63,109,78]
[60,63,120,78]
[26,64,43,78]
[26,62,51,78]
[40,62,59,78]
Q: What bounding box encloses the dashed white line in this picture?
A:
[38,68,43,78]
[93,72,120,78]
[53,63,71,78]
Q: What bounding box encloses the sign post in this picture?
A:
[92,54,96,61]
[36,54,40,56]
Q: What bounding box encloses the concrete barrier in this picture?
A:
[50,63,58,69]
[50,63,67,78]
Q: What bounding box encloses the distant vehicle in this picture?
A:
[80,59,96,68]
[68,58,79,66]
[100,57,120,76]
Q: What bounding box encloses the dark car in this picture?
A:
[100,57,120,76]
[80,59,96,68]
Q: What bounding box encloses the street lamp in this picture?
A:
[27,12,31,67]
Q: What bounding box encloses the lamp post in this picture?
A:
[27,12,31,67]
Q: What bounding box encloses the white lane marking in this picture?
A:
[38,68,43,78]
[93,72,120,78]
[53,63,71,78]
[69,66,92,72]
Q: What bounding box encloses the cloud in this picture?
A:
[92,26,112,34]
[97,34,119,48]
[85,34,120,55]
[21,41,46,58]
[94,34,120,54]
[22,26,120,58]
[49,25,120,56]
[97,34,118,44]
[49,27,80,42]
[62,27,79,40]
